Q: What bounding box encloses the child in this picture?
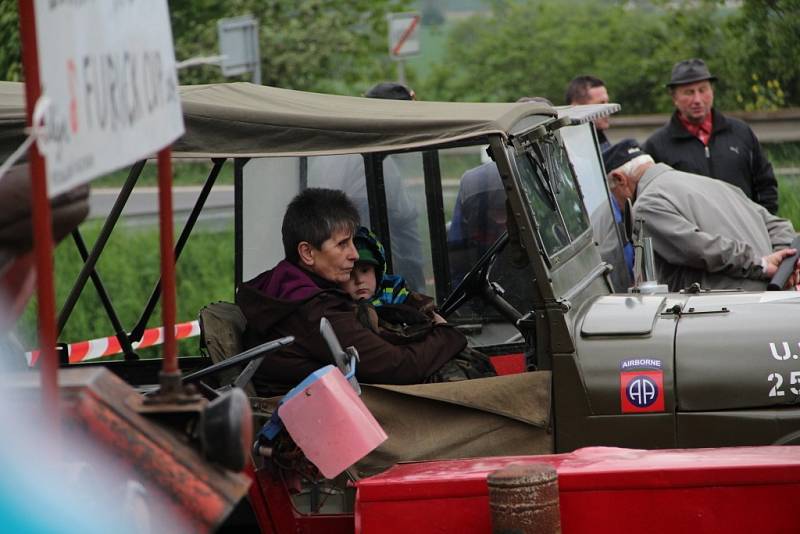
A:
[342,226,410,302]
[341,226,494,381]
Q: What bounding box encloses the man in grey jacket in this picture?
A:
[603,139,798,292]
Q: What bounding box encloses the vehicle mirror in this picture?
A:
[624,198,634,243]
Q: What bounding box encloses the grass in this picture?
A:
[765,142,800,227]
[764,142,800,168]
[17,221,235,359]
[91,160,234,188]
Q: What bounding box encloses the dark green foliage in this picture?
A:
[2,0,796,106]
[0,3,21,81]
[170,0,412,94]
[423,0,678,109]
[422,0,800,113]
[1,1,411,96]
[723,0,800,107]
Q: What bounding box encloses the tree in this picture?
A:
[421,0,796,113]
[0,3,21,81]
[722,0,800,108]
[1,1,411,96]
[423,0,684,112]
[171,0,412,95]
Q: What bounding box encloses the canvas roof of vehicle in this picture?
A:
[0,81,563,160]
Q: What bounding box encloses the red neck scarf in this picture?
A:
[678,112,713,145]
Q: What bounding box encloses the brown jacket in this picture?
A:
[237,260,466,396]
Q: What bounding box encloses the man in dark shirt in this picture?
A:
[643,58,778,213]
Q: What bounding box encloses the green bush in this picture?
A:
[766,142,800,228]
[422,0,800,113]
[778,179,800,229]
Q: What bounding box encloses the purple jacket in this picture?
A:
[237,260,466,396]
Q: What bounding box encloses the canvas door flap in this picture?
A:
[354,379,553,477]
[363,371,551,427]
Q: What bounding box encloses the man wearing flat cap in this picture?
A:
[603,139,797,292]
[643,58,779,214]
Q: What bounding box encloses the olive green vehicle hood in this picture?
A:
[674,292,800,411]
[575,291,800,415]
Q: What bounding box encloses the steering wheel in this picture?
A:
[180,336,295,396]
[439,232,510,317]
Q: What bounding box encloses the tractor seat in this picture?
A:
[198,301,256,397]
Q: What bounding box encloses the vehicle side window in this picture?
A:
[545,138,590,240]
[305,153,430,294]
[514,149,569,257]
[381,153,429,294]
[512,138,590,259]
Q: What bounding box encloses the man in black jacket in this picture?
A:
[643,58,778,213]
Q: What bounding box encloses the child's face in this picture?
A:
[341,262,378,301]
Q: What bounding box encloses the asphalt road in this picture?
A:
[89,185,234,226]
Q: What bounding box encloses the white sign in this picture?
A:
[388,12,421,59]
[33,0,184,197]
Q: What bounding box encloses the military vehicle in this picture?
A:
[3,81,800,532]
[169,82,800,449]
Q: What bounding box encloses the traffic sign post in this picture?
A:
[218,15,261,85]
[387,12,421,86]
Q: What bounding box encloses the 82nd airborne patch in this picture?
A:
[619,358,665,413]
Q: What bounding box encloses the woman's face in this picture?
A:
[303,228,359,284]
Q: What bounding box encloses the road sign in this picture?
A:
[388,12,421,59]
[32,0,184,198]
[218,15,261,84]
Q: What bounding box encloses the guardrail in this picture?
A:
[607,108,800,144]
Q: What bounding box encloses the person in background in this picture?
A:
[564,75,632,289]
[565,75,612,150]
[603,139,797,292]
[365,82,415,101]
[447,97,553,285]
[644,58,779,214]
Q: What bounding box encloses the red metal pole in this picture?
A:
[158,148,178,374]
[18,0,60,416]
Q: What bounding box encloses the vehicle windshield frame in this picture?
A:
[507,131,592,268]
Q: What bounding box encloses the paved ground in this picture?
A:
[89,185,234,227]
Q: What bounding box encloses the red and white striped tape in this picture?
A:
[26,320,201,366]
